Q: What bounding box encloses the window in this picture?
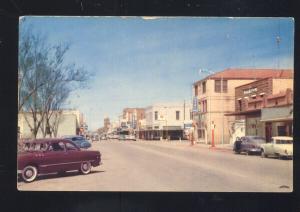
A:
[238,99,242,111]
[215,80,227,93]
[215,80,221,92]
[202,81,206,93]
[222,80,228,92]
[277,126,286,136]
[176,111,180,120]
[190,111,193,120]
[49,142,65,151]
[194,85,198,96]
[154,111,158,120]
[66,142,78,151]
[198,129,205,139]
[203,100,207,112]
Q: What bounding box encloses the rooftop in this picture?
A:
[194,68,293,85]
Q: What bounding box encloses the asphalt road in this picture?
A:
[17,140,293,192]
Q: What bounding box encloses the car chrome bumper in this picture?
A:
[249,148,261,152]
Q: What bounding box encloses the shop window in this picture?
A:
[198,129,205,139]
[277,126,286,136]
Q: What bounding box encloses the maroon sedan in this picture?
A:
[18,138,101,183]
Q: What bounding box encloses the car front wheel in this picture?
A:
[80,161,91,174]
[22,165,38,183]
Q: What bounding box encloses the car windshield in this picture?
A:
[249,137,266,143]
[275,139,293,144]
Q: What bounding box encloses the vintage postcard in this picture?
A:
[17,16,294,192]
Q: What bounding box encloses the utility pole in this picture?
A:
[184,100,186,121]
[221,75,224,145]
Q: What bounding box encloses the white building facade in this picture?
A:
[138,102,192,140]
[18,110,82,139]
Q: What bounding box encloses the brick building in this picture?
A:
[123,108,145,129]
[226,73,293,142]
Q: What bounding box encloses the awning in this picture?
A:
[260,105,293,122]
[162,126,182,130]
[225,109,261,116]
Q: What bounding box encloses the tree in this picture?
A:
[19,22,88,139]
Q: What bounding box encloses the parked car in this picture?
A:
[119,134,136,141]
[108,134,119,139]
[91,134,100,142]
[100,134,107,140]
[233,136,266,155]
[18,139,101,182]
[62,135,92,149]
[261,136,293,159]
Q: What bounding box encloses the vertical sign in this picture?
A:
[192,97,198,112]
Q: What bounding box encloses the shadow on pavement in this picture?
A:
[18,170,105,183]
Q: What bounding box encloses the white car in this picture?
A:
[125,134,136,141]
[261,136,293,159]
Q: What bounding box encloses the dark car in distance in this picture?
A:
[18,139,101,183]
[62,135,92,149]
[233,136,266,155]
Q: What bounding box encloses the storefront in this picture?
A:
[260,105,293,142]
[138,126,184,140]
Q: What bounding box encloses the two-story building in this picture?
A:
[226,75,293,142]
[122,108,145,130]
[192,68,293,145]
[138,102,192,140]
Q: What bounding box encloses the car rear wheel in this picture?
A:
[22,165,38,183]
[80,161,91,174]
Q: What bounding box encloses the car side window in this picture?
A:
[49,142,66,151]
[40,143,48,151]
[65,142,78,151]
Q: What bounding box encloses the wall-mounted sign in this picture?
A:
[243,87,257,95]
[192,97,199,112]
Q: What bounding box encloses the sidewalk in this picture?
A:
[136,139,234,152]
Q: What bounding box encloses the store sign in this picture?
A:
[192,97,199,112]
[243,87,257,95]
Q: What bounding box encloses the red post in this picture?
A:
[211,128,215,148]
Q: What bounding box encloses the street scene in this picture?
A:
[17,17,294,192]
[17,140,293,192]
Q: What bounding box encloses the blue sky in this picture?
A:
[20,17,294,131]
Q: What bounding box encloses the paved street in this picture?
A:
[17,140,293,192]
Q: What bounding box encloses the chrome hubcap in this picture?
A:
[83,164,88,170]
[25,169,33,177]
